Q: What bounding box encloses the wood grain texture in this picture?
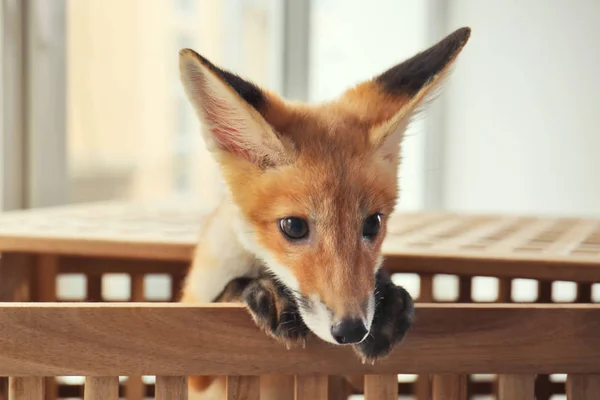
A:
[414,375,431,400]
[58,256,187,275]
[0,203,599,282]
[8,377,43,400]
[31,256,58,400]
[0,254,32,400]
[83,377,118,400]
[259,375,294,400]
[124,378,143,400]
[126,273,145,400]
[1,304,600,377]
[0,253,32,302]
[566,374,600,400]
[497,374,535,400]
[364,375,397,400]
[294,376,327,400]
[327,376,355,400]
[226,376,259,400]
[155,376,187,400]
[432,374,466,400]
[32,255,58,302]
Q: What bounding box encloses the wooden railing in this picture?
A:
[1,303,600,399]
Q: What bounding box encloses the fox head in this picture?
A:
[180,27,471,345]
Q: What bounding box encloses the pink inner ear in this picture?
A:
[202,94,256,163]
[211,126,253,161]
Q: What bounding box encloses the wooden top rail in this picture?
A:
[1,303,600,377]
[1,201,599,281]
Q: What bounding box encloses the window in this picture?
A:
[65,0,283,205]
[2,0,434,211]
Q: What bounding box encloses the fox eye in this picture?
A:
[279,217,309,240]
[363,213,382,240]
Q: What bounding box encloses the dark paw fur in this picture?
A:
[242,276,309,348]
[353,269,414,362]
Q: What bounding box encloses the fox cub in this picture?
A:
[179,27,471,396]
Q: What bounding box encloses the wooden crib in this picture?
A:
[1,202,599,399]
[1,302,600,400]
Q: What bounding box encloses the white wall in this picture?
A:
[442,0,600,217]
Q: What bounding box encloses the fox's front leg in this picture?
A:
[352,269,415,363]
[181,200,261,397]
[180,200,259,305]
[241,271,309,348]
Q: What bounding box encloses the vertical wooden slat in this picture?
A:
[535,280,553,399]
[294,376,328,400]
[126,274,145,400]
[1,254,33,400]
[566,374,600,400]
[33,255,58,302]
[259,376,294,400]
[86,275,102,302]
[536,278,552,400]
[497,374,535,400]
[576,283,592,303]
[8,377,44,400]
[417,273,433,399]
[33,255,58,400]
[226,376,259,400]
[537,280,552,303]
[419,273,434,302]
[497,278,512,303]
[83,377,118,400]
[171,272,184,302]
[130,273,144,302]
[155,376,187,400]
[327,376,355,400]
[458,276,472,303]
[364,375,398,400]
[432,374,467,400]
[0,254,33,301]
[414,375,431,400]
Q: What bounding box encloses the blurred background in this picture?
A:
[1,1,599,399]
[2,0,600,217]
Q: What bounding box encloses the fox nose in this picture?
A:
[331,318,369,344]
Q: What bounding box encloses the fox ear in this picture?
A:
[179,49,292,168]
[341,27,471,161]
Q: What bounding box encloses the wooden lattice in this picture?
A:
[0,202,599,265]
[1,202,600,400]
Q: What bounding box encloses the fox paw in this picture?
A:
[242,276,309,349]
[353,269,415,363]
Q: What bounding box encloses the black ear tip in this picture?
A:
[451,27,472,46]
[374,26,472,96]
[178,47,266,111]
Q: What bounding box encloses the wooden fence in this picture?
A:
[1,303,600,399]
